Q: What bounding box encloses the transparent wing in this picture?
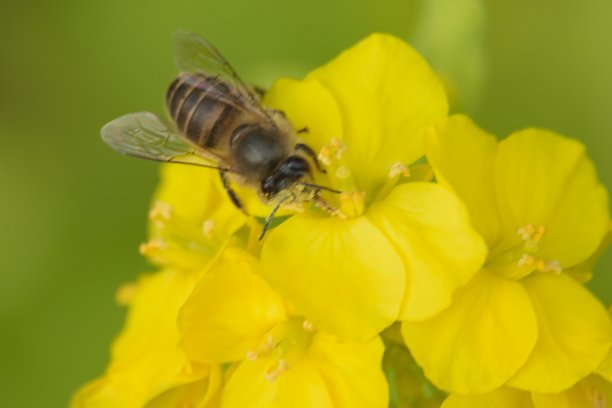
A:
[101,112,223,168]
[172,30,263,106]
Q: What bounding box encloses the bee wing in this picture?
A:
[172,30,268,117]
[101,112,223,168]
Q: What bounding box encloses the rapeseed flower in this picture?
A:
[260,33,486,341]
[403,115,612,394]
[76,28,612,408]
[441,375,612,408]
[71,268,221,407]
[179,247,389,407]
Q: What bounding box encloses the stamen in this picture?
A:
[149,201,173,222]
[302,320,315,332]
[139,238,168,255]
[388,162,410,179]
[517,254,535,267]
[318,146,332,167]
[335,166,351,179]
[202,220,215,239]
[115,282,138,306]
[517,224,546,244]
[265,367,279,382]
[246,349,259,361]
[330,137,346,159]
[340,191,365,218]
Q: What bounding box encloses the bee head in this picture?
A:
[261,156,311,200]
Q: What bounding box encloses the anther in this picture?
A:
[335,166,351,179]
[115,282,138,306]
[246,349,259,361]
[202,220,215,239]
[517,254,535,267]
[318,146,332,167]
[517,224,546,243]
[330,137,346,159]
[388,162,410,179]
[149,201,173,221]
[139,238,168,255]
[302,320,315,332]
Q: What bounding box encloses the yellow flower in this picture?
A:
[72,269,221,407]
[140,164,248,270]
[179,247,389,407]
[441,375,612,408]
[403,115,612,394]
[259,33,486,341]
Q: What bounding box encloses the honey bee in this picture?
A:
[101,31,339,238]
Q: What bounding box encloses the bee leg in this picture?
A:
[313,193,344,218]
[219,170,249,216]
[295,143,325,173]
[297,127,309,134]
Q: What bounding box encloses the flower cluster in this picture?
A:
[73,33,611,407]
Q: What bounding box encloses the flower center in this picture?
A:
[317,138,365,217]
[486,224,562,280]
[245,317,316,382]
[139,201,218,268]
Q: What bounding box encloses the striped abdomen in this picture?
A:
[166,73,240,150]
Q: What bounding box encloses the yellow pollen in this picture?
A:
[517,254,562,274]
[246,349,259,361]
[149,201,173,221]
[330,137,346,159]
[139,238,168,255]
[302,320,315,332]
[202,220,215,239]
[517,254,535,267]
[277,358,290,373]
[264,359,291,382]
[517,224,546,243]
[318,146,332,167]
[335,165,351,179]
[115,282,138,306]
[388,162,410,179]
[264,369,278,382]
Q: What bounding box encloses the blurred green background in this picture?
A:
[1,0,610,406]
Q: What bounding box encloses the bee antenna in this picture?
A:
[299,182,342,194]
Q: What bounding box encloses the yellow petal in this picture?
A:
[263,77,343,156]
[495,129,609,268]
[222,355,333,408]
[261,215,405,340]
[308,33,448,194]
[221,332,387,408]
[597,338,612,382]
[145,365,222,408]
[442,387,534,408]
[508,273,612,392]
[403,270,537,393]
[426,114,502,246]
[154,164,246,240]
[367,182,486,321]
[308,332,388,407]
[179,248,287,364]
[531,375,612,408]
[72,269,211,407]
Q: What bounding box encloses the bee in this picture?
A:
[101,31,339,239]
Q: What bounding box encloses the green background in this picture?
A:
[1,0,610,406]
